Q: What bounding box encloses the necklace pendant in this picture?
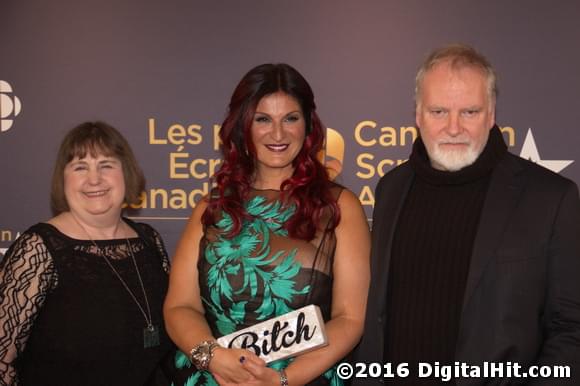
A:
[143,324,160,348]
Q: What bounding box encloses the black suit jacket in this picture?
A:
[353,152,580,385]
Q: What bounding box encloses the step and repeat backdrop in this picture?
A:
[1,1,579,258]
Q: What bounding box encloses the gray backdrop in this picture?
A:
[1,0,579,257]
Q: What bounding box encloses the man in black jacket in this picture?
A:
[353,44,580,385]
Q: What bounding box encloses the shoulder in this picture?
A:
[180,195,210,237]
[125,218,160,238]
[373,161,413,199]
[336,187,360,208]
[377,161,413,185]
[328,181,345,201]
[335,187,367,227]
[501,153,578,193]
[325,182,362,213]
[1,224,55,271]
[123,219,163,249]
[494,154,580,224]
[124,218,169,250]
[11,224,53,251]
[191,194,211,224]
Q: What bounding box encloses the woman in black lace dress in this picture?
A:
[164,64,371,386]
[0,122,173,385]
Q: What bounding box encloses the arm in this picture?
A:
[0,232,57,386]
[529,182,580,385]
[242,189,371,385]
[163,199,260,384]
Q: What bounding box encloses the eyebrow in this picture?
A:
[253,110,302,115]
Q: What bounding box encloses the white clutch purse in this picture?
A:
[217,304,328,363]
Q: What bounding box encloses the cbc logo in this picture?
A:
[0,80,22,132]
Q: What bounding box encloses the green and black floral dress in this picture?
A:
[170,187,344,386]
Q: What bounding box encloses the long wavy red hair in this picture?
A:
[203,63,340,240]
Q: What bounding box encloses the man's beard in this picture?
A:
[426,136,487,172]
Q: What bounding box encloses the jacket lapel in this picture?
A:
[371,165,415,316]
[461,154,525,313]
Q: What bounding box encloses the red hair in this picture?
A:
[203,63,340,240]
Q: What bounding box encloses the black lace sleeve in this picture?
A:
[0,231,58,386]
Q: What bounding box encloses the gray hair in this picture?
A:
[415,43,498,107]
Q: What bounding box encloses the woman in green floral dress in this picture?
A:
[164,63,370,386]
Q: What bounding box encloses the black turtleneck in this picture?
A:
[383,126,507,384]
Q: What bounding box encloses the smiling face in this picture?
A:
[63,153,126,220]
[416,60,495,171]
[250,91,306,188]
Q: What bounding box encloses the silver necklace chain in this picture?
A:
[73,216,154,330]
